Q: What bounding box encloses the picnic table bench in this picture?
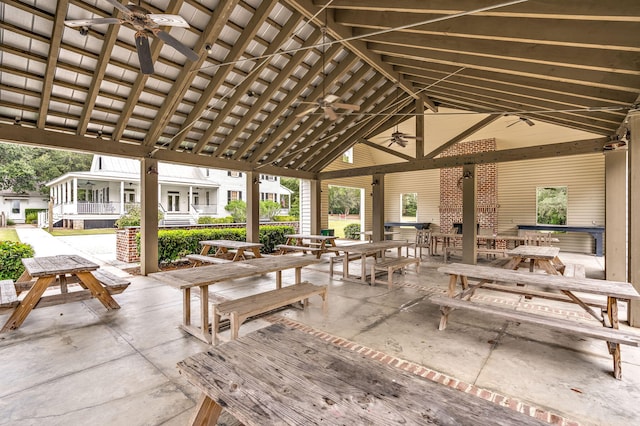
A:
[212,281,327,344]
[434,263,640,379]
[277,234,338,258]
[177,323,547,425]
[371,256,420,289]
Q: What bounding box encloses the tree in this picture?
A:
[225,200,247,222]
[280,177,299,218]
[260,200,281,220]
[328,186,360,215]
[536,187,567,225]
[0,143,92,195]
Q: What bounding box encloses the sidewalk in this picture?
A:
[13,225,133,275]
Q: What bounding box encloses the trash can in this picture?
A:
[320,229,334,236]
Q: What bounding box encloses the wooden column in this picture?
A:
[628,111,640,326]
[310,179,321,235]
[415,100,424,159]
[140,157,159,275]
[372,174,385,242]
[246,172,260,243]
[461,164,477,265]
[605,150,627,282]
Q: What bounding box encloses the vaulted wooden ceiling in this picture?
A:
[0,0,638,179]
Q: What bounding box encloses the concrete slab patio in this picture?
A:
[1,233,638,425]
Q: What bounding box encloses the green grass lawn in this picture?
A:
[328,215,360,238]
[0,228,20,242]
[49,228,117,237]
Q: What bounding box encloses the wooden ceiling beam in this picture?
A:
[359,139,414,162]
[425,114,502,159]
[143,0,239,147]
[167,0,277,151]
[319,137,610,180]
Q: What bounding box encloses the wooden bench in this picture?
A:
[371,256,420,289]
[276,244,323,256]
[444,246,507,263]
[0,279,19,312]
[92,270,131,295]
[186,254,233,267]
[212,281,327,344]
[430,295,640,347]
[328,253,378,277]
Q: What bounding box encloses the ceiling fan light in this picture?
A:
[205,44,213,54]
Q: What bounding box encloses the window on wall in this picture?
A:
[11,200,20,214]
[228,171,242,178]
[536,186,567,225]
[227,190,242,203]
[342,147,353,163]
[401,193,417,221]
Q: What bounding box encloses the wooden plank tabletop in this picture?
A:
[21,255,100,277]
[327,240,409,254]
[151,255,320,289]
[285,234,337,241]
[199,240,263,249]
[178,323,547,425]
[438,263,640,299]
[506,245,560,259]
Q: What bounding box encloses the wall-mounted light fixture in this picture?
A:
[371,179,379,186]
[147,166,158,175]
[79,26,89,36]
[205,44,213,54]
[14,117,21,125]
[463,171,473,180]
[253,177,260,185]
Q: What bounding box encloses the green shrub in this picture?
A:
[343,223,361,239]
[6,219,15,226]
[272,215,297,222]
[136,225,295,262]
[197,216,234,224]
[259,200,282,221]
[25,208,45,224]
[115,205,164,228]
[0,241,35,280]
[225,200,247,222]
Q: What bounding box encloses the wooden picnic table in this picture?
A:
[199,239,263,261]
[279,234,339,258]
[150,255,320,343]
[1,255,122,333]
[430,233,560,256]
[435,263,640,379]
[327,240,410,284]
[177,323,547,425]
[359,230,399,241]
[504,245,564,274]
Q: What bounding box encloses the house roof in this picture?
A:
[0,1,637,178]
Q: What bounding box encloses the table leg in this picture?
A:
[190,394,223,426]
[1,276,55,332]
[361,256,367,284]
[607,297,622,379]
[342,253,349,280]
[200,245,211,256]
[76,272,120,310]
[276,271,282,289]
[295,267,301,284]
[183,287,191,326]
[200,285,211,343]
[233,249,243,261]
[252,247,262,258]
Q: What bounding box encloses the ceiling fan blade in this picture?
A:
[135,32,154,74]
[154,30,200,62]
[401,135,418,139]
[325,107,338,121]
[397,139,408,147]
[64,18,122,27]
[331,102,360,112]
[296,106,318,118]
[105,0,131,15]
[148,14,190,28]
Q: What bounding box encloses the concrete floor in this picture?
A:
[1,250,639,426]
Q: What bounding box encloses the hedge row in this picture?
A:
[137,225,295,263]
[0,241,35,280]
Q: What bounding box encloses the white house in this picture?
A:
[45,155,291,229]
[0,190,49,224]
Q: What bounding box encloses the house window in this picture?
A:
[260,174,276,181]
[98,156,103,170]
[536,186,567,225]
[342,147,353,163]
[227,190,242,203]
[228,171,242,178]
[260,192,276,201]
[401,193,417,221]
[11,200,20,214]
[280,194,290,208]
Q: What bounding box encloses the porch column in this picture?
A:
[72,178,78,213]
[188,186,193,212]
[628,110,640,326]
[415,99,424,159]
[310,179,321,235]
[371,174,385,242]
[140,158,159,275]
[246,172,259,243]
[605,150,627,282]
[120,181,125,214]
[461,164,477,265]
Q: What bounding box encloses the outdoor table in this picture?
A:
[199,239,263,261]
[1,255,120,332]
[281,234,339,258]
[359,230,399,241]
[177,323,547,425]
[327,240,410,284]
[504,245,564,274]
[429,232,460,255]
[150,255,319,343]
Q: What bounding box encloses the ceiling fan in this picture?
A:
[296,94,360,121]
[64,0,200,74]
[506,116,535,127]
